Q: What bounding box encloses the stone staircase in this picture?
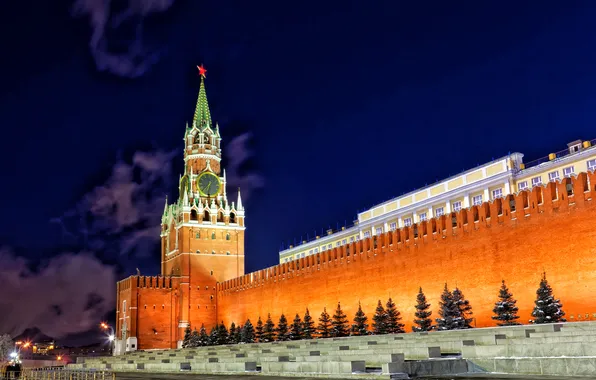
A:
[69,321,596,378]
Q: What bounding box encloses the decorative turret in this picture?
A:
[161,196,169,224]
[237,188,244,212]
[182,186,189,207]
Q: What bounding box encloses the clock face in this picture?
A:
[198,172,221,197]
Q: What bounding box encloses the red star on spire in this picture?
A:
[197,64,207,78]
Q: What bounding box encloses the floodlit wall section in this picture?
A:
[221,172,596,332]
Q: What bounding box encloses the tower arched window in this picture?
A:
[190,210,198,221]
[217,211,224,223]
[203,134,210,144]
[203,210,210,222]
[194,134,202,144]
[229,212,236,224]
[226,233,230,241]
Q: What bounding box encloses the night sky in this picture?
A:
[2,1,596,344]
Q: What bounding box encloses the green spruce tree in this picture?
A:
[436,283,459,330]
[241,319,256,343]
[290,313,303,341]
[189,328,200,348]
[302,308,316,339]
[372,300,387,334]
[317,307,332,338]
[208,326,218,346]
[198,324,209,346]
[351,302,369,336]
[385,298,405,333]
[412,287,433,332]
[262,313,276,342]
[331,302,349,337]
[276,314,290,341]
[228,322,237,344]
[492,280,521,326]
[182,326,192,348]
[255,317,264,343]
[217,322,229,345]
[233,323,242,343]
[452,287,474,329]
[531,273,566,324]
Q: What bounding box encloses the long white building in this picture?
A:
[279,138,596,263]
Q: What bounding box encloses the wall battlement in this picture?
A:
[117,275,178,291]
[218,171,595,294]
[216,171,596,330]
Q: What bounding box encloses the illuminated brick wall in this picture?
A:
[217,172,596,331]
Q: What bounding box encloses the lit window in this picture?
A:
[563,166,575,178]
[389,222,397,231]
[314,248,319,253]
[419,213,427,222]
[375,227,382,235]
[301,252,305,258]
[588,159,596,171]
[435,207,444,217]
[403,218,412,227]
[548,171,560,182]
[328,244,332,249]
[452,201,462,212]
[342,239,347,245]
[355,236,360,241]
[363,231,371,238]
[309,249,313,254]
[531,176,542,187]
[284,258,289,263]
[336,241,340,247]
[472,195,483,206]
[350,236,355,242]
[518,181,528,191]
[492,188,503,199]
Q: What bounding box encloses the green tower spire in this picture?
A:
[193,64,212,129]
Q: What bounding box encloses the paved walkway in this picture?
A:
[114,374,595,380]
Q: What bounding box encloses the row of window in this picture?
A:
[194,249,232,255]
[518,160,595,191]
[194,232,232,240]
[190,209,237,223]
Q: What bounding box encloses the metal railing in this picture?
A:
[523,138,596,170]
[15,369,114,380]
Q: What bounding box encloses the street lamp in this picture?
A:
[100,323,115,356]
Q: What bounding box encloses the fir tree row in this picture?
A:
[182,273,565,347]
[414,274,565,331]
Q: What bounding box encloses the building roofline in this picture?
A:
[357,152,523,217]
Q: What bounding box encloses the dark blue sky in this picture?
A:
[1,1,596,341]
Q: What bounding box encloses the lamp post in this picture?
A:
[100,323,115,356]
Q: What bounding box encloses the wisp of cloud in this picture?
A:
[71,0,176,77]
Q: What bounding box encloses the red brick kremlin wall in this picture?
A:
[217,172,596,331]
[116,275,182,349]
